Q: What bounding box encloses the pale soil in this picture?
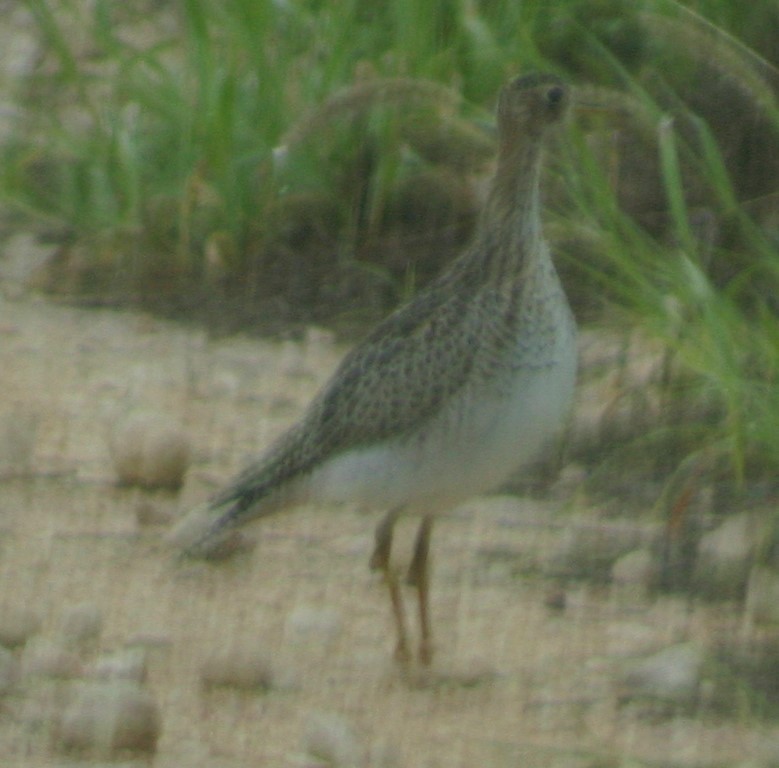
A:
[0,295,774,767]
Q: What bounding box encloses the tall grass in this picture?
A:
[2,0,778,483]
[559,106,778,485]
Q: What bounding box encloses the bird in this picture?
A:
[173,72,578,667]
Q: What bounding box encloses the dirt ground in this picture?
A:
[0,295,775,767]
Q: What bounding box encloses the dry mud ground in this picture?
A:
[0,295,774,767]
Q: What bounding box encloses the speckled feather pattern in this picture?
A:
[188,73,577,550]
[208,254,573,514]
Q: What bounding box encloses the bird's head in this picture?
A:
[497,73,570,142]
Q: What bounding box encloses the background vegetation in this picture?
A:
[1,0,777,493]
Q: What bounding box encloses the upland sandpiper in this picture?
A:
[175,73,578,666]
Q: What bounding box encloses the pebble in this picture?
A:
[0,606,41,649]
[109,409,191,490]
[200,646,274,691]
[619,642,704,706]
[55,681,161,755]
[89,647,148,683]
[547,462,588,500]
[303,711,364,768]
[284,605,343,648]
[0,232,56,291]
[605,622,662,657]
[611,549,655,595]
[693,513,760,599]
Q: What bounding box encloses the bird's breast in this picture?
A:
[308,310,577,514]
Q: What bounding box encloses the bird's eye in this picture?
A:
[546,86,564,106]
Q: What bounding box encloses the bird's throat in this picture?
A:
[477,140,545,285]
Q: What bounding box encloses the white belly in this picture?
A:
[309,333,577,514]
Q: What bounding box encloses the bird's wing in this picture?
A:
[207,266,516,513]
[175,246,529,556]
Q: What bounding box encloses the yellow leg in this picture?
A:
[370,508,411,663]
[407,515,434,665]
[385,569,412,663]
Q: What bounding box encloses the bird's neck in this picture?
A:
[472,138,546,285]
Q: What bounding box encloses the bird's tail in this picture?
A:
[166,472,299,559]
[167,422,316,558]
[166,496,244,559]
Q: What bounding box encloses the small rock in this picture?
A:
[547,462,587,500]
[304,711,364,768]
[619,642,704,706]
[285,605,343,648]
[200,646,274,691]
[0,232,57,290]
[59,602,103,652]
[0,646,20,694]
[55,681,161,755]
[89,648,148,683]
[606,622,661,657]
[23,639,83,679]
[0,606,41,648]
[109,409,191,490]
[611,549,655,594]
[693,513,761,599]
